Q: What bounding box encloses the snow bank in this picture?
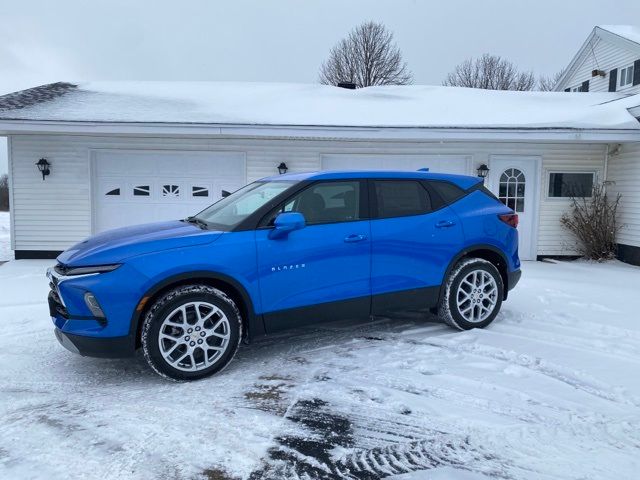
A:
[0,259,639,479]
[1,81,639,130]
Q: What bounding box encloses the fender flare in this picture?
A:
[439,244,510,303]
[128,270,261,345]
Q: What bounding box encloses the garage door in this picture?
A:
[93,150,246,232]
[321,154,471,175]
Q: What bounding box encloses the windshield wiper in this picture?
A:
[184,216,210,230]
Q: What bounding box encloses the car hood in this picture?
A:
[58,220,223,266]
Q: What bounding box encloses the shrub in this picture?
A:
[560,184,621,261]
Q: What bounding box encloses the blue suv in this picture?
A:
[47,170,521,380]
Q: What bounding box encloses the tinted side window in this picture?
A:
[264,181,361,226]
[374,180,432,219]
[429,181,466,205]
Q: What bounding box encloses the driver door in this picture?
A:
[254,180,371,332]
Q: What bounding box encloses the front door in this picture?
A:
[255,180,371,332]
[488,156,540,260]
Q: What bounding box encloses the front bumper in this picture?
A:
[54,327,135,358]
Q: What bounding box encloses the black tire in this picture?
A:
[438,258,503,331]
[141,285,242,381]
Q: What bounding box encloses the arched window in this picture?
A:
[498,168,525,212]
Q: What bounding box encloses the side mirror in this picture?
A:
[269,212,306,239]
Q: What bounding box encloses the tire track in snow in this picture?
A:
[247,397,512,480]
[420,335,640,407]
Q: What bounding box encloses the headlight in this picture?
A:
[55,264,121,276]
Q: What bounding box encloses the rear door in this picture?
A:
[369,179,465,314]
[255,180,371,332]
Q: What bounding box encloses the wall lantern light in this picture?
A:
[36,158,51,180]
[277,162,288,175]
[476,164,490,179]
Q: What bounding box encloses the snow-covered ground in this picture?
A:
[0,211,10,262]
[0,259,639,479]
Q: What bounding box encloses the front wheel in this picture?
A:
[141,285,242,381]
[438,258,503,330]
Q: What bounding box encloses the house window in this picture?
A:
[162,184,180,197]
[548,172,594,198]
[619,65,634,87]
[105,188,120,196]
[498,168,526,213]
[570,85,582,92]
[133,185,150,196]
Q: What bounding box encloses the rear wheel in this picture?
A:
[141,285,242,380]
[438,258,503,330]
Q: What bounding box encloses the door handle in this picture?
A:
[344,234,367,243]
[435,220,456,228]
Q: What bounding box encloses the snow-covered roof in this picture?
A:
[0,81,639,133]
[598,25,640,46]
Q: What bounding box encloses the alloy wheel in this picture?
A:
[455,270,498,323]
[157,301,231,372]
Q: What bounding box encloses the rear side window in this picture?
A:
[374,180,432,218]
[429,181,466,205]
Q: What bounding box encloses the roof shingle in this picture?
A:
[0,82,77,112]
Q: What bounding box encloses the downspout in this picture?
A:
[603,144,609,193]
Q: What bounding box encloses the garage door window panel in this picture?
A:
[133,185,151,197]
[162,184,180,198]
[192,186,209,197]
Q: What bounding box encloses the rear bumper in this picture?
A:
[54,328,136,358]
[507,269,521,291]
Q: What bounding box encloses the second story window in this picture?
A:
[620,65,634,88]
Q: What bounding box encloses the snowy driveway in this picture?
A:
[0,260,639,479]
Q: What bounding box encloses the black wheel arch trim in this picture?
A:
[129,270,261,347]
[441,244,511,302]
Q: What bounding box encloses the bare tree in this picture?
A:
[0,174,8,211]
[443,54,535,91]
[319,21,413,88]
[538,69,566,91]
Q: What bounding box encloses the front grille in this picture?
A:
[48,290,68,318]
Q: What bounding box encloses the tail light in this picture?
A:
[499,213,519,228]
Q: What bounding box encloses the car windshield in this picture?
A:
[192,180,296,230]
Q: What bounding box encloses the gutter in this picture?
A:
[1,119,640,143]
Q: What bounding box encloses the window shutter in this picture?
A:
[564,88,570,92]
[581,80,589,92]
[633,59,640,86]
[609,68,618,92]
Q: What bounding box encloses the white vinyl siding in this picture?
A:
[9,134,607,256]
[561,36,639,93]
[607,142,640,247]
[537,145,605,256]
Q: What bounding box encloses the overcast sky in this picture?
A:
[1,0,639,174]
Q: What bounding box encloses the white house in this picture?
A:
[554,25,640,94]
[553,25,640,264]
[0,27,639,264]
